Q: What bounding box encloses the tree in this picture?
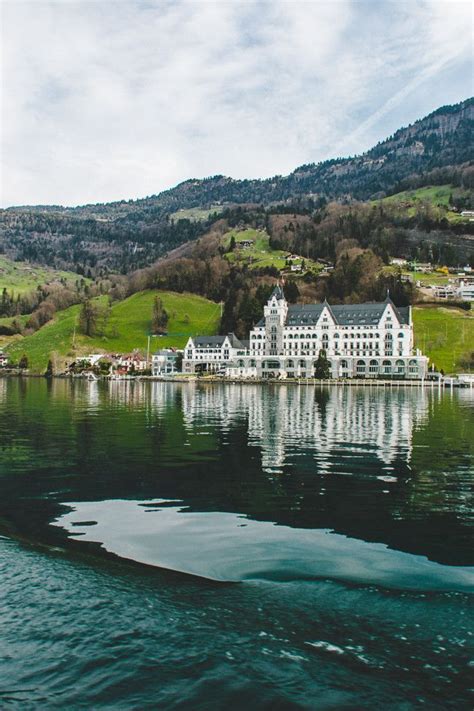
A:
[44,359,54,378]
[79,299,98,337]
[18,354,29,370]
[283,280,300,303]
[229,235,236,252]
[96,303,111,336]
[152,296,169,334]
[314,349,330,379]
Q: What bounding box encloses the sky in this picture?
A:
[1,0,472,207]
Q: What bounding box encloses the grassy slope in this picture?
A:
[169,206,223,221]
[413,306,474,373]
[5,291,221,372]
[223,228,322,272]
[384,266,452,286]
[379,184,471,224]
[0,255,85,295]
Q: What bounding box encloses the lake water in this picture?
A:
[0,379,473,709]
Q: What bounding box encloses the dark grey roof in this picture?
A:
[192,333,246,348]
[226,333,246,348]
[270,285,285,301]
[287,304,324,325]
[193,336,226,346]
[285,300,410,326]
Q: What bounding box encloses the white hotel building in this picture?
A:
[183,287,428,379]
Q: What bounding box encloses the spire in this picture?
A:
[385,289,391,302]
[271,284,284,301]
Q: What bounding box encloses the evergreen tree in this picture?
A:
[283,280,300,303]
[18,354,29,370]
[314,349,330,379]
[44,359,54,378]
[79,299,98,337]
[152,296,169,333]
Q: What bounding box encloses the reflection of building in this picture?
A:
[184,288,428,379]
[180,383,429,474]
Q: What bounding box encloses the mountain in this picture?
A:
[1,98,472,273]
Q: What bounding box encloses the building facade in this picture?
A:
[152,349,181,376]
[183,287,429,379]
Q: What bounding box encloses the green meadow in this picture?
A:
[413,305,474,373]
[0,255,86,296]
[222,228,322,272]
[169,206,224,221]
[378,184,471,224]
[4,291,221,372]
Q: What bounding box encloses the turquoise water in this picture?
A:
[0,379,473,708]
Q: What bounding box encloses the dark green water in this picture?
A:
[0,379,473,709]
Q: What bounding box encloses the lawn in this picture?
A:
[169,206,223,221]
[0,255,86,296]
[413,305,474,374]
[377,184,471,224]
[403,271,452,286]
[4,291,221,372]
[222,228,321,273]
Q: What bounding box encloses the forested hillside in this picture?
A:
[1,98,472,275]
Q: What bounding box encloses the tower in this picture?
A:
[263,285,288,355]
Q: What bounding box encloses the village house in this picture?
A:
[116,351,148,373]
[0,350,9,367]
[152,349,181,376]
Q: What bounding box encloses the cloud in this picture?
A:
[1,0,472,206]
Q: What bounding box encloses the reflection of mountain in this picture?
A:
[180,384,429,474]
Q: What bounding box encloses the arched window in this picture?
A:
[398,332,404,338]
[299,360,305,368]
[356,360,366,375]
[382,359,391,374]
[312,333,317,339]
[287,359,294,368]
[395,359,405,374]
[340,359,348,368]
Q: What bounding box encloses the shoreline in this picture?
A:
[1,372,471,388]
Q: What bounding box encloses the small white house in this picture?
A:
[152,349,181,376]
[0,351,9,367]
[457,280,474,301]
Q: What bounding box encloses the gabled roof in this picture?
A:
[286,303,325,325]
[226,333,246,348]
[281,300,410,326]
[191,333,246,348]
[192,335,227,347]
